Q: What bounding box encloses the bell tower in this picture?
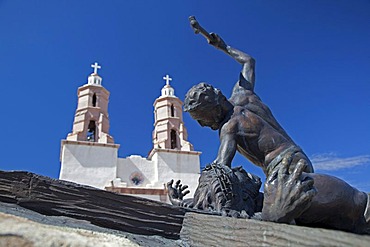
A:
[151,75,193,151]
[60,62,119,189]
[66,62,114,144]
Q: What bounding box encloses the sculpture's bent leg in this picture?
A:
[294,174,369,234]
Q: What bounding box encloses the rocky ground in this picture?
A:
[0,202,183,247]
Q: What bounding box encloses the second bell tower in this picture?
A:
[152,75,193,151]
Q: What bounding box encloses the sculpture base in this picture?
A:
[1,170,369,246]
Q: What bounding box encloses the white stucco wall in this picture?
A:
[59,141,119,189]
[151,150,200,198]
[116,155,156,188]
[60,144,200,203]
[114,149,200,201]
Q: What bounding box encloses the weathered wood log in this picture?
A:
[181,212,370,247]
[3,170,370,246]
[0,170,203,239]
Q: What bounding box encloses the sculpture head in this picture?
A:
[184,83,229,130]
[232,166,262,214]
[192,164,260,216]
[233,166,262,199]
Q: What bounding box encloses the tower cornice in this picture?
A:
[153,95,183,106]
[77,83,110,95]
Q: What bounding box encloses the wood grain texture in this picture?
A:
[2,170,369,246]
[181,212,370,247]
[0,170,197,239]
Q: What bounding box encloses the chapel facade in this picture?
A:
[59,63,201,203]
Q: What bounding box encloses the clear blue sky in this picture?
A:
[1,1,369,191]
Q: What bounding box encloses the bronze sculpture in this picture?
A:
[168,16,370,235]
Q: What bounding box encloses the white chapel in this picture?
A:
[59,63,201,203]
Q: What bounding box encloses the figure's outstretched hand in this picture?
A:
[262,158,317,223]
[208,33,227,50]
[189,16,201,34]
[189,16,227,51]
[167,179,190,206]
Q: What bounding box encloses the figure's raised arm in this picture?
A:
[189,16,255,89]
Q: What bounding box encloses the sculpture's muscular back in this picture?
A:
[230,78,296,145]
[227,105,293,170]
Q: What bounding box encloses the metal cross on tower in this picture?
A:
[91,62,101,74]
[163,74,172,85]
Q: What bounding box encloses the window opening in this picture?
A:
[92,93,97,107]
[130,172,144,186]
[170,129,177,149]
[170,104,175,117]
[87,121,96,142]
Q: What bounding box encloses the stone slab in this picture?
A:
[0,211,140,247]
[0,202,182,247]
